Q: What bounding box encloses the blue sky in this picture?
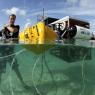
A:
[0,0,95,32]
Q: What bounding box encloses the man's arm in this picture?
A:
[0,31,2,36]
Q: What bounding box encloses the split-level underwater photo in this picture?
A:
[0,0,95,95]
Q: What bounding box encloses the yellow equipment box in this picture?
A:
[19,22,58,54]
[19,22,57,44]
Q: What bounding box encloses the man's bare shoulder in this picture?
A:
[3,24,10,30]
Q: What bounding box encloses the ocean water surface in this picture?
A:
[0,39,95,95]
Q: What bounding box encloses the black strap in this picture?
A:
[36,25,39,36]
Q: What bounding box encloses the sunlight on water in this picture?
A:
[0,39,95,95]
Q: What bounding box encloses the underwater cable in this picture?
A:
[0,49,26,59]
[9,57,15,95]
[0,49,26,85]
[81,54,87,95]
[37,54,44,84]
[42,52,58,95]
[0,49,26,95]
[38,44,58,95]
[32,51,57,95]
[9,49,26,95]
[32,56,43,95]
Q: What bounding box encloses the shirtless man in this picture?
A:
[0,14,29,89]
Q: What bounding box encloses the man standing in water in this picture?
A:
[0,14,29,89]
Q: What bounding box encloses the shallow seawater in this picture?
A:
[0,39,95,95]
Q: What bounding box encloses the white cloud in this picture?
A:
[0,25,2,30]
[2,7,26,16]
[27,0,95,17]
[24,22,31,28]
[26,18,31,22]
[22,0,95,32]
[49,0,95,16]
[67,0,78,4]
[24,18,32,29]
[19,10,26,16]
[80,0,95,8]
[90,19,95,33]
[33,7,94,17]
[66,0,95,8]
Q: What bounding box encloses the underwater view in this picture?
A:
[0,39,95,95]
[0,0,95,95]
